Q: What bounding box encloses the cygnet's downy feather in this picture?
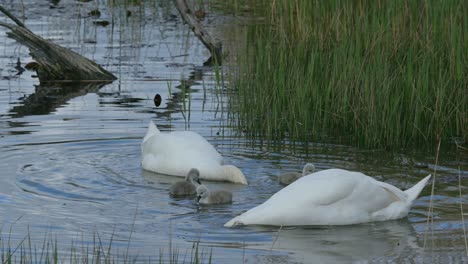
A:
[170,168,202,197]
[278,163,315,186]
[196,185,232,205]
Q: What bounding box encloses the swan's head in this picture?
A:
[221,165,248,185]
[302,163,316,176]
[186,168,201,184]
[196,185,209,202]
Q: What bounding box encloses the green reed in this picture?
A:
[234,0,467,148]
[0,232,212,264]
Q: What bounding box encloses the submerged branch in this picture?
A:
[174,0,222,65]
[0,5,25,28]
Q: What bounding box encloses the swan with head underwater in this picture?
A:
[225,169,431,227]
[141,121,248,184]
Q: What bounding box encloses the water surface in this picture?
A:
[0,0,467,263]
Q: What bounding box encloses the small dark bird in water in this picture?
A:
[88,9,101,17]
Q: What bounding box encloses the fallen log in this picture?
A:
[0,5,116,83]
[174,0,222,65]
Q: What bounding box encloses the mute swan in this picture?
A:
[169,168,202,197]
[196,185,233,205]
[141,121,248,184]
[279,163,316,186]
[225,169,431,227]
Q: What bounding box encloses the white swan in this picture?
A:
[169,168,201,197]
[141,121,248,184]
[196,185,233,205]
[279,163,315,186]
[225,169,431,227]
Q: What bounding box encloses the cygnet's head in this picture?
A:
[221,165,248,185]
[187,168,201,184]
[302,163,315,176]
[196,185,209,202]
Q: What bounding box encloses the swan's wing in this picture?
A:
[141,131,223,176]
[169,131,223,162]
[243,170,356,217]
[142,131,222,162]
[283,173,357,206]
[231,171,358,224]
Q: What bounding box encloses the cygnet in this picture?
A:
[196,185,232,205]
[278,163,315,186]
[169,168,201,197]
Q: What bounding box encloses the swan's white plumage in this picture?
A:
[141,121,247,184]
[225,169,431,227]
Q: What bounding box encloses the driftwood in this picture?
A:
[0,5,116,83]
[174,0,222,65]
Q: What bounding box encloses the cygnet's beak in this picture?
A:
[197,179,202,184]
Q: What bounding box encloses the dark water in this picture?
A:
[0,0,467,263]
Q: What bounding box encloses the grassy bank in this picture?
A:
[234,0,467,148]
[0,232,212,264]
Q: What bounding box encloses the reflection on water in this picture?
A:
[262,221,421,263]
[11,82,111,117]
[0,0,467,263]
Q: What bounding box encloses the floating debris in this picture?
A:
[194,10,206,20]
[153,94,162,107]
[88,9,101,17]
[25,61,39,71]
[93,20,110,27]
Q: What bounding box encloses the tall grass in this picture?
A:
[234,0,467,148]
[0,232,213,264]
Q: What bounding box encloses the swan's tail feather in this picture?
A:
[143,120,160,143]
[404,174,431,202]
